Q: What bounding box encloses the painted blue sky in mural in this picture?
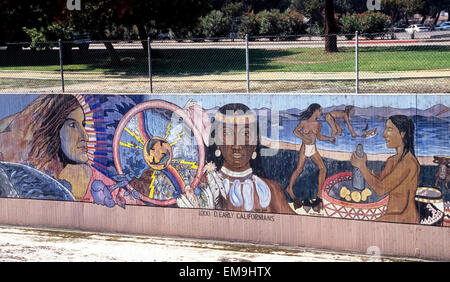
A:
[145,94,449,111]
[0,94,448,157]
[0,94,448,120]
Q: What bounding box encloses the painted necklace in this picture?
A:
[220,166,271,211]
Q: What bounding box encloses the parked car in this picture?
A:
[385,23,408,32]
[405,24,429,33]
[436,22,450,31]
[384,26,405,33]
[72,32,91,51]
[156,33,170,40]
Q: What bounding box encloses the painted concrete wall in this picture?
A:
[0,94,448,259]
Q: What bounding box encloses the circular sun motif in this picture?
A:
[144,137,173,170]
[112,99,205,206]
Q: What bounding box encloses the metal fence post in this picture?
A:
[147,37,153,93]
[355,31,359,95]
[245,34,250,93]
[58,39,65,93]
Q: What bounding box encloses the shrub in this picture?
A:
[284,9,307,37]
[341,13,363,39]
[238,9,306,40]
[257,10,283,38]
[361,11,390,39]
[238,12,259,37]
[23,23,73,50]
[22,27,48,50]
[199,10,231,38]
[339,11,390,40]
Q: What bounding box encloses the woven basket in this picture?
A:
[322,172,389,220]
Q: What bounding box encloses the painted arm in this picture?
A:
[351,154,410,195]
[317,123,335,143]
[293,120,305,139]
[344,115,357,137]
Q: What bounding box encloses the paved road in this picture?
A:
[1,31,449,51]
[0,225,425,262]
[66,33,450,49]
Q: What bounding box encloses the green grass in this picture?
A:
[251,46,450,72]
[0,46,449,74]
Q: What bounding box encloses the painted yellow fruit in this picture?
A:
[351,191,361,202]
[345,195,351,201]
[361,188,373,201]
[340,186,351,199]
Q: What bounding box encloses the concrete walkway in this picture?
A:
[1,69,450,82]
[0,225,426,262]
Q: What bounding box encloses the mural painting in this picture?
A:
[0,94,448,227]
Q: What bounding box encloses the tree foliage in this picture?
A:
[199,10,232,38]
[1,0,449,46]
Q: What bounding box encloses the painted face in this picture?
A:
[383,119,404,149]
[59,107,89,164]
[217,122,257,172]
[349,107,355,116]
[314,108,323,119]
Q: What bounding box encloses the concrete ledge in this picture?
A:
[0,198,448,260]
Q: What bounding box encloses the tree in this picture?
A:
[290,0,323,25]
[418,0,450,28]
[221,2,246,18]
[381,0,423,25]
[0,0,66,46]
[241,0,291,13]
[291,0,338,51]
[334,0,367,14]
[64,0,123,65]
[324,0,339,52]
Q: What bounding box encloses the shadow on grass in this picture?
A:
[0,48,294,75]
[1,46,447,75]
[151,48,294,74]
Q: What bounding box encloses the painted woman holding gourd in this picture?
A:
[351,115,419,224]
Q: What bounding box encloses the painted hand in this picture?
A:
[351,152,367,169]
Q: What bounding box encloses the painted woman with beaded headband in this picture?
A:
[200,103,294,214]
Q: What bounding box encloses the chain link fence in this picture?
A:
[1,31,449,94]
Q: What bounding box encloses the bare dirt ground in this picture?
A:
[0,225,426,262]
[0,70,449,94]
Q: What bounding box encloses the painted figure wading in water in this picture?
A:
[325,105,357,138]
[286,104,335,211]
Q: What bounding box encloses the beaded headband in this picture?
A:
[214,110,257,125]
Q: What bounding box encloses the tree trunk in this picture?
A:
[137,24,149,57]
[431,11,440,31]
[62,42,73,64]
[96,32,121,66]
[104,42,122,66]
[324,0,338,52]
